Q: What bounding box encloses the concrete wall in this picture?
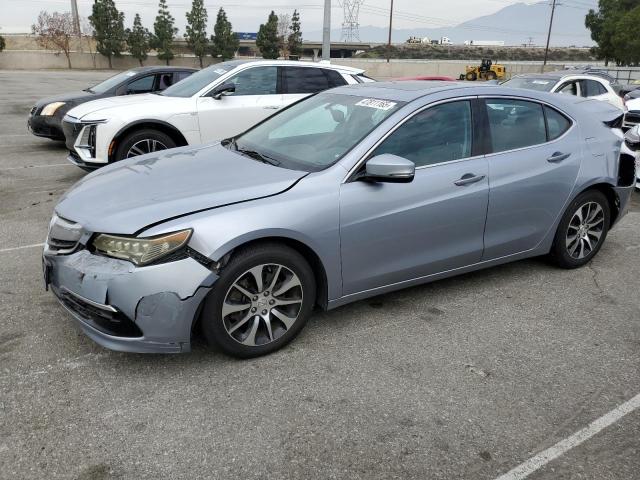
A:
[334,59,567,80]
[0,50,226,70]
[0,50,568,77]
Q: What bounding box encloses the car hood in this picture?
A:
[34,90,99,109]
[66,93,185,120]
[55,143,308,235]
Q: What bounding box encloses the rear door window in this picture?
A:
[485,99,547,152]
[581,79,607,97]
[323,69,348,88]
[156,73,174,91]
[282,67,331,94]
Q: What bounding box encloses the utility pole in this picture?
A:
[386,0,394,63]
[70,0,81,36]
[322,0,331,61]
[542,0,558,72]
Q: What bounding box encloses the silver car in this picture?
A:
[43,82,636,358]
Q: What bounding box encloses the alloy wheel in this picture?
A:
[126,138,168,158]
[565,201,605,259]
[221,264,304,346]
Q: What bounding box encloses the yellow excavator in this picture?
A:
[460,59,506,81]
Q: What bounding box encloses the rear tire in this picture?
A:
[114,129,176,162]
[202,243,316,358]
[550,190,611,269]
[486,71,497,81]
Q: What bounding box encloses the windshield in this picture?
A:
[88,70,141,93]
[229,93,405,172]
[502,77,555,92]
[160,64,234,97]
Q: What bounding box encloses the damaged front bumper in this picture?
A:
[44,249,217,353]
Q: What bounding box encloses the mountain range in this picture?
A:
[307,1,598,47]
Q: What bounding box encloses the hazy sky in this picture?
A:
[0,0,542,35]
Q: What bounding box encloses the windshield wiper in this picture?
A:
[238,148,280,166]
[234,143,280,166]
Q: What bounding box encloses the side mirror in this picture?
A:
[210,82,236,100]
[364,154,415,183]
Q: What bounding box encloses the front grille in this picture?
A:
[46,214,82,255]
[55,287,143,338]
[62,116,84,151]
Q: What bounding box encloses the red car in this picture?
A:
[394,75,457,82]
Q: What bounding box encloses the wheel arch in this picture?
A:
[213,235,330,311]
[577,182,620,227]
[109,120,189,162]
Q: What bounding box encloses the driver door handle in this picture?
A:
[547,151,571,163]
[263,105,281,110]
[454,173,486,186]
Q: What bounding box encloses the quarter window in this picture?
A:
[227,66,278,95]
[372,100,473,167]
[485,99,546,152]
[544,106,572,140]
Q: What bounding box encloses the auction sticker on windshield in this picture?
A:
[356,98,398,110]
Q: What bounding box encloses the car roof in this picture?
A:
[128,66,198,73]
[220,59,365,75]
[513,71,614,83]
[328,80,615,109]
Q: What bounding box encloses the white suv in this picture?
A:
[503,72,625,111]
[62,60,373,169]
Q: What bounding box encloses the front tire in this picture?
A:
[551,190,611,269]
[114,129,176,162]
[202,243,316,358]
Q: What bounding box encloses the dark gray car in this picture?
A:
[28,66,196,140]
[43,82,636,358]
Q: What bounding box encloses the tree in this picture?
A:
[277,13,291,58]
[126,13,151,66]
[288,10,302,58]
[89,0,125,69]
[210,8,239,61]
[185,0,208,67]
[611,6,640,66]
[0,35,5,53]
[256,11,279,59]
[586,0,640,65]
[152,0,178,65]
[32,11,75,69]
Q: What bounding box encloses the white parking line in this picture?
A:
[494,393,640,480]
[0,243,44,253]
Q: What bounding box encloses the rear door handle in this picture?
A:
[547,151,571,163]
[454,173,486,186]
[263,105,281,110]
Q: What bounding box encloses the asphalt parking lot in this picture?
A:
[1,70,639,480]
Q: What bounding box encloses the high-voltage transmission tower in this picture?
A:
[340,0,364,42]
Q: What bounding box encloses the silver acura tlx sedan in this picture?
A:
[43,82,636,358]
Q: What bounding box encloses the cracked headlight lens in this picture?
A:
[93,229,192,266]
[41,102,66,116]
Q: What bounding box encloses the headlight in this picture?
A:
[40,102,66,116]
[92,229,192,266]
